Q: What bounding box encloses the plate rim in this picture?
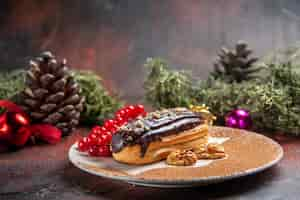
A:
[69,128,284,185]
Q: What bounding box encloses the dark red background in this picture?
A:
[0,0,299,100]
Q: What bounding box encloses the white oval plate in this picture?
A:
[69,127,283,188]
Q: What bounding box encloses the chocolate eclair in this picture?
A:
[111,107,214,165]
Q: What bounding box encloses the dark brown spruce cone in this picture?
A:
[22,51,85,135]
[212,41,259,83]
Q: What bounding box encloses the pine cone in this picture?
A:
[22,52,85,135]
[212,41,259,83]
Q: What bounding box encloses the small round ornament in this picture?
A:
[0,100,62,152]
[225,109,252,130]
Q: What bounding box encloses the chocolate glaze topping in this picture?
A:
[111,108,206,157]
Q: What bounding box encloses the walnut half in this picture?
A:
[196,143,226,159]
[166,149,198,166]
[207,143,225,154]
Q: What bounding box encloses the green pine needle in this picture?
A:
[144,58,194,108]
[144,57,300,136]
[73,70,123,125]
[0,70,25,101]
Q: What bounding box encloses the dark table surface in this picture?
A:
[0,128,299,200]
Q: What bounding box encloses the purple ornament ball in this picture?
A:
[225,109,252,130]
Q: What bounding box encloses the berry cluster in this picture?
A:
[77,105,146,157]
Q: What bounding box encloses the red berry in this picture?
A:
[115,113,122,119]
[101,132,112,145]
[96,137,105,146]
[88,145,100,157]
[142,111,147,117]
[135,104,145,114]
[106,131,113,140]
[128,105,135,112]
[98,145,111,157]
[78,139,88,152]
[91,126,102,134]
[100,134,109,144]
[82,137,89,143]
[104,120,118,133]
[109,125,118,133]
[124,108,131,119]
[129,105,139,118]
[89,132,98,139]
[88,133,98,146]
[85,137,92,147]
[100,127,107,133]
[116,109,126,118]
[115,116,125,126]
[92,126,106,137]
[104,119,116,130]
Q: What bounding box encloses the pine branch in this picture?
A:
[144,58,194,108]
[73,70,123,125]
[144,57,300,136]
